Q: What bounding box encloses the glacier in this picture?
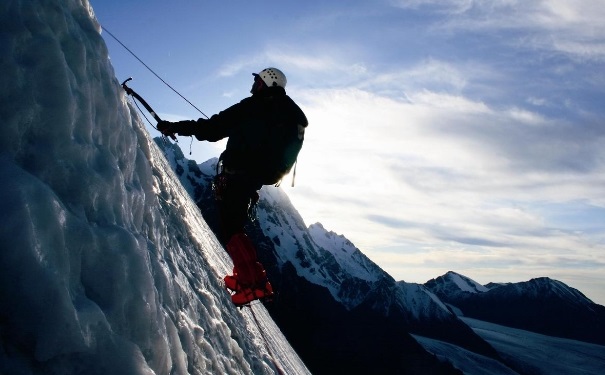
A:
[0,1,309,374]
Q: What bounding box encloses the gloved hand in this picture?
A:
[157,119,200,138]
[157,120,176,136]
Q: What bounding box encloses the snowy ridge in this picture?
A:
[308,222,381,282]
[257,186,456,318]
[449,272,489,294]
[425,271,489,300]
[500,277,594,307]
[255,189,461,322]
[395,282,453,321]
[0,1,309,374]
[257,184,387,308]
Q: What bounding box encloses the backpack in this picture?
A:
[255,119,306,186]
[218,92,308,186]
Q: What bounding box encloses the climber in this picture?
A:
[158,68,308,305]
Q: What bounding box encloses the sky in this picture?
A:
[93,0,605,305]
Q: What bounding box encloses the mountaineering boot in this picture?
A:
[224,264,273,290]
[224,271,239,292]
[229,262,274,306]
[231,279,274,306]
[223,233,274,305]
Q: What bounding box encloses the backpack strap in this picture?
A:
[272,158,298,188]
[290,159,298,187]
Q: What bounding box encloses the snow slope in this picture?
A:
[0,1,309,374]
[462,318,605,375]
[415,317,605,375]
[413,335,519,375]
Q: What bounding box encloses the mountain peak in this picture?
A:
[502,277,594,306]
[439,275,605,345]
[425,271,489,301]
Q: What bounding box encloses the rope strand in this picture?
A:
[248,306,286,375]
[101,25,209,119]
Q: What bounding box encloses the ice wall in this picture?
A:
[0,1,308,374]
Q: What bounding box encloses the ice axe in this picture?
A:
[121,77,177,141]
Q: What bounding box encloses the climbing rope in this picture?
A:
[101,25,209,119]
[247,305,286,375]
[103,27,286,374]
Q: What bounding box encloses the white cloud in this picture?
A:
[506,107,547,125]
[359,59,473,96]
[214,47,604,273]
[216,56,265,77]
[390,0,475,14]
[408,90,490,112]
[286,78,604,289]
[390,0,605,60]
[508,1,605,58]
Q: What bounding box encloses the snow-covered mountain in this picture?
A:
[162,141,605,374]
[159,142,458,320]
[158,141,502,373]
[165,144,467,315]
[4,1,603,374]
[426,271,490,299]
[426,272,605,346]
[0,1,309,374]
[420,273,605,374]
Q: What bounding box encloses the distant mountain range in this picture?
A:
[158,139,605,375]
[426,271,605,346]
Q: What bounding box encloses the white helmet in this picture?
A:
[256,67,287,88]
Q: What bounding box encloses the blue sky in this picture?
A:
[93,0,605,304]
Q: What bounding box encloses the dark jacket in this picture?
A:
[174,86,308,175]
